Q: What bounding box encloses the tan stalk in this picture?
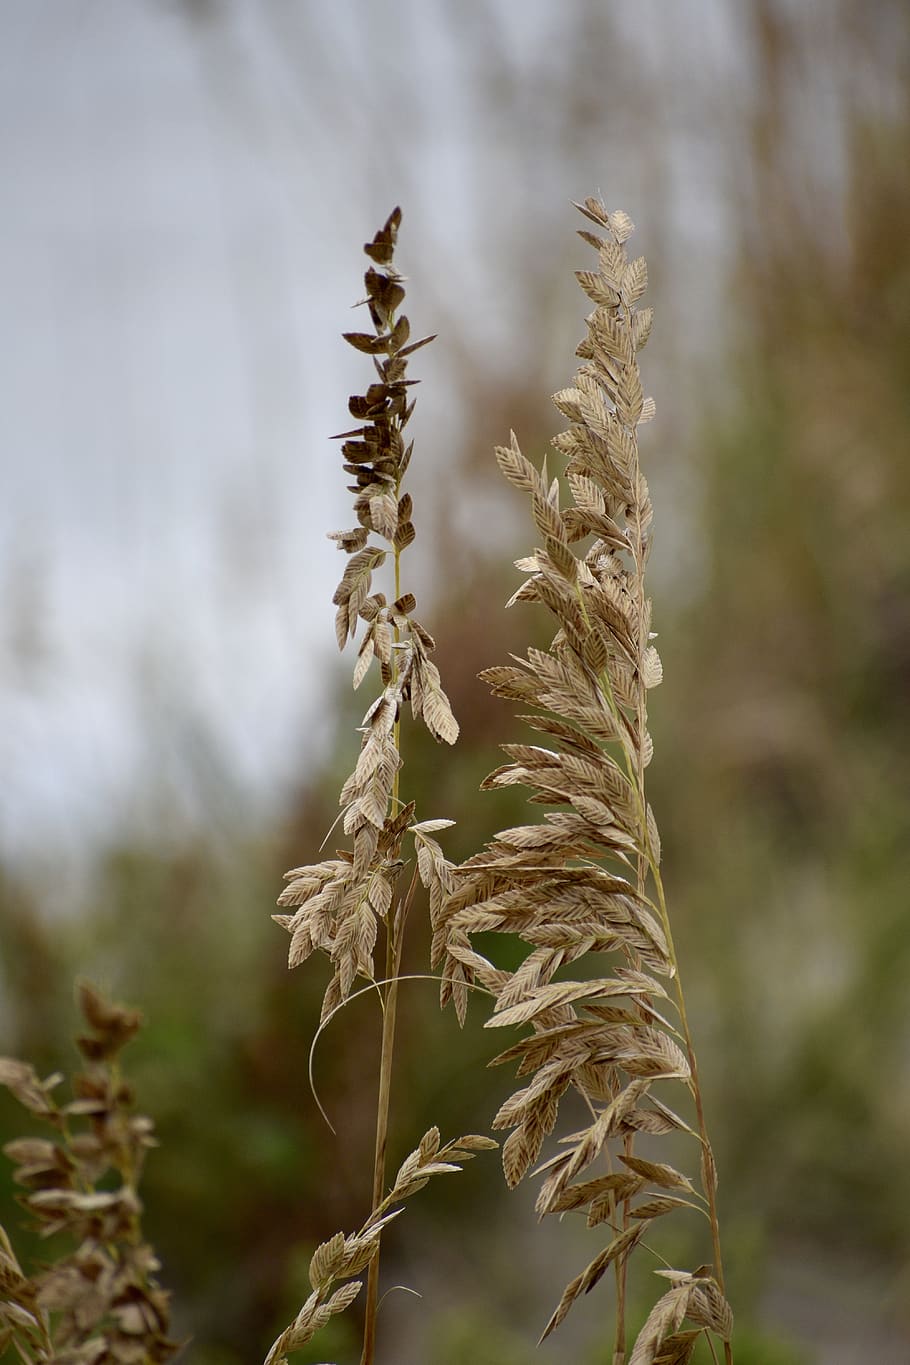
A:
[649,862,732,1364]
[360,861,417,1365]
[359,304,406,1365]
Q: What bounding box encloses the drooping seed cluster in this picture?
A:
[437,200,732,1362]
[274,209,458,1024]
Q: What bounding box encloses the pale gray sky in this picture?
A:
[1,0,848,873]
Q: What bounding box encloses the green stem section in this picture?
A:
[360,504,406,1365]
[359,900,404,1365]
[612,1133,632,1365]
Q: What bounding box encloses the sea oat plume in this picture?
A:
[443,198,733,1364]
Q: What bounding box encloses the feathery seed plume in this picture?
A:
[274,207,459,1024]
[441,199,733,1365]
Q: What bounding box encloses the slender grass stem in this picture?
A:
[359,904,404,1365]
[650,862,731,1350]
[359,491,407,1365]
[360,863,421,1365]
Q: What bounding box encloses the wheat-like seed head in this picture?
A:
[441,198,733,1363]
[273,209,458,1023]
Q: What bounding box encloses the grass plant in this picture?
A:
[0,201,732,1365]
[437,198,733,1364]
[269,207,492,1365]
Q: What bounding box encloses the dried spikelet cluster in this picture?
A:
[269,210,491,1365]
[0,986,176,1365]
[263,1129,493,1365]
[274,207,459,1024]
[439,199,733,1364]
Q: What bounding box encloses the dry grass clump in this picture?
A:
[0,985,176,1365]
[437,199,733,1364]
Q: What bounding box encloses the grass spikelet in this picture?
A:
[263,1131,495,1365]
[444,198,734,1364]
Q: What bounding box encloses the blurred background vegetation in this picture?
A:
[1,1,908,1362]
